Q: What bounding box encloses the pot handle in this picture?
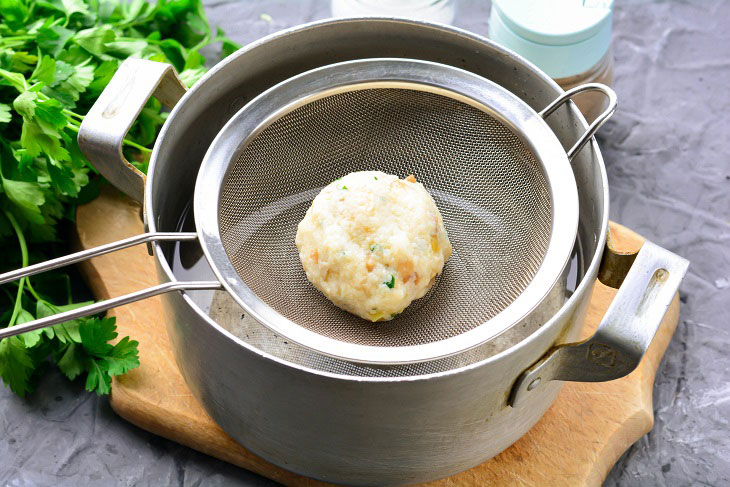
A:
[77,59,186,204]
[509,234,689,407]
[0,233,221,340]
[539,83,618,161]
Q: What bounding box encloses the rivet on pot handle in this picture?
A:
[540,83,618,161]
[509,236,689,407]
[77,59,186,203]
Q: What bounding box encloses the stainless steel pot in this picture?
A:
[8,18,689,486]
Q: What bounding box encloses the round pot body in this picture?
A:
[146,18,608,486]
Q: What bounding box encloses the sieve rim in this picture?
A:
[194,58,578,365]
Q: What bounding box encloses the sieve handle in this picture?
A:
[0,232,220,341]
[509,235,688,407]
[0,281,221,340]
[77,59,186,204]
[539,83,617,161]
[0,232,196,285]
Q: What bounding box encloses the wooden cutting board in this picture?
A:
[74,187,680,487]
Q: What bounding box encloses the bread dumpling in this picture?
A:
[295,171,452,322]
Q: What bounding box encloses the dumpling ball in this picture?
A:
[295,171,452,322]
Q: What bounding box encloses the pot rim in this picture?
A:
[145,16,610,383]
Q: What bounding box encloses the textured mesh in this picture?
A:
[217,88,552,349]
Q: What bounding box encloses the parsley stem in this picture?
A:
[1,35,34,41]
[4,211,28,327]
[61,273,72,305]
[191,35,211,54]
[63,109,84,120]
[63,124,153,153]
[0,35,34,48]
[12,278,78,338]
[0,40,31,49]
[7,280,52,312]
[121,139,152,153]
[24,280,43,303]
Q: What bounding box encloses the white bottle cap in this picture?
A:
[489,0,614,78]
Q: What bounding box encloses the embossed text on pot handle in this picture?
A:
[77,59,186,203]
[509,238,689,407]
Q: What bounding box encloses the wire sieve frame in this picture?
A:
[194,58,578,365]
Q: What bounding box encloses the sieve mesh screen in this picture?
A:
[218,88,552,347]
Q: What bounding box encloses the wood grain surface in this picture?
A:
[74,186,680,487]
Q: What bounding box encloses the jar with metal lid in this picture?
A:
[489,0,614,122]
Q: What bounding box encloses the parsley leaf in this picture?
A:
[1,177,46,224]
[0,0,237,398]
[55,342,83,380]
[384,275,395,288]
[36,25,75,57]
[0,336,34,397]
[0,104,11,123]
[30,55,56,84]
[85,356,111,395]
[78,317,139,395]
[0,0,29,30]
[0,68,27,91]
[79,315,116,356]
[103,336,140,376]
[16,310,43,347]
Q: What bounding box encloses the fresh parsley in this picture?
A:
[0,0,239,396]
[384,275,395,288]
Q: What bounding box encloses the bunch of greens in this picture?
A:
[0,0,238,396]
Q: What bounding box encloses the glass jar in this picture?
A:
[553,47,614,123]
[331,0,455,25]
[489,0,615,122]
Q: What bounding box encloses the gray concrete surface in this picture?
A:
[1,1,728,485]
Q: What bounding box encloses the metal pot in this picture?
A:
[7,18,688,486]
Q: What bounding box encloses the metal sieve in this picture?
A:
[0,58,617,369]
[196,58,588,365]
[218,88,551,349]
